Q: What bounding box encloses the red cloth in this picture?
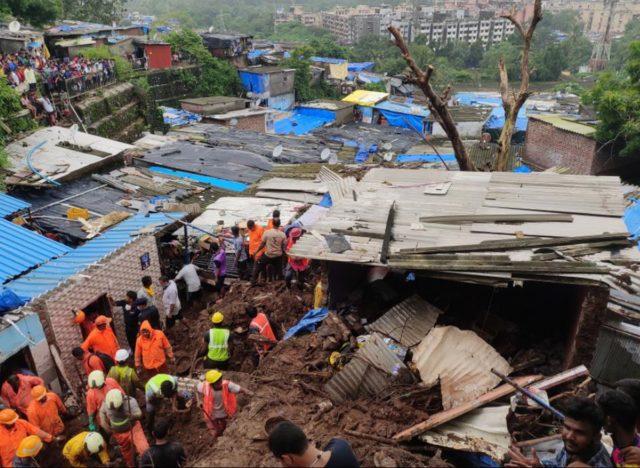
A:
[0,374,44,415]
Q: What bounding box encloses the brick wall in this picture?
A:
[235,114,266,132]
[524,119,598,174]
[32,235,164,389]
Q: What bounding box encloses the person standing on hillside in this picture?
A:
[251,218,286,285]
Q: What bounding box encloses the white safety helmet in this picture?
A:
[115,349,130,362]
[105,389,123,409]
[88,370,105,389]
[84,432,105,455]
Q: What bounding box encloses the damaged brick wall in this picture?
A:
[524,119,598,174]
[564,285,610,368]
[34,235,164,389]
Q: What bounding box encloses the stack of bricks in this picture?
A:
[30,235,164,389]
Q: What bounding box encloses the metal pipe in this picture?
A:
[491,368,565,420]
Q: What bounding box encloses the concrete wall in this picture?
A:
[524,119,598,174]
[432,121,484,139]
[29,235,164,389]
[265,70,295,97]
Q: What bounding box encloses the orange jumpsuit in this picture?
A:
[134,321,174,373]
[26,392,66,436]
[85,378,123,425]
[81,327,119,359]
[248,225,265,260]
[0,375,44,415]
[82,353,105,376]
[0,419,52,467]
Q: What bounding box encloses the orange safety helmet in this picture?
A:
[94,315,112,326]
[73,310,86,324]
[16,435,43,458]
[30,385,47,401]
[0,409,19,425]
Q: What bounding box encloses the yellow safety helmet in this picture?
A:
[0,409,18,425]
[84,432,105,455]
[88,370,105,389]
[205,369,222,384]
[211,312,224,324]
[105,389,123,409]
[16,435,43,458]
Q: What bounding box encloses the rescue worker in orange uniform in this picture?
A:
[99,389,149,468]
[0,408,53,467]
[71,347,105,376]
[26,385,67,437]
[246,305,277,354]
[197,370,253,439]
[85,370,123,432]
[1,373,45,416]
[246,220,265,261]
[135,320,174,379]
[81,315,119,359]
[266,210,280,230]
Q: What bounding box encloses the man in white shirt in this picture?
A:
[174,255,201,305]
[159,276,182,329]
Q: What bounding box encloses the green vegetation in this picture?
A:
[165,29,240,97]
[61,0,126,24]
[584,41,640,157]
[282,46,340,102]
[81,46,134,80]
[0,0,61,27]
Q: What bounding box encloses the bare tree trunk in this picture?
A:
[494,0,543,171]
[388,26,476,172]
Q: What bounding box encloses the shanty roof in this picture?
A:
[342,90,389,107]
[0,192,30,218]
[239,66,294,75]
[5,212,184,301]
[530,115,596,137]
[289,168,638,286]
[46,21,113,36]
[374,99,430,118]
[5,126,133,187]
[299,100,355,111]
[55,37,96,48]
[181,96,248,106]
[0,218,71,284]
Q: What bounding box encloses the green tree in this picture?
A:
[1,0,61,27]
[532,43,565,81]
[61,0,126,24]
[584,41,640,157]
[282,47,314,102]
[165,29,240,97]
[481,41,521,80]
[611,21,640,71]
[308,37,347,59]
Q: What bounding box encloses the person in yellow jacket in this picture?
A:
[62,431,109,468]
[203,312,231,370]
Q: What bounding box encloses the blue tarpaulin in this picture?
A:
[274,107,336,135]
[513,164,532,173]
[161,107,201,126]
[148,166,248,192]
[319,193,333,208]
[484,105,528,132]
[396,153,456,163]
[348,62,375,72]
[310,56,346,64]
[454,92,502,107]
[283,308,329,340]
[238,70,268,94]
[248,49,271,60]
[354,72,382,84]
[374,100,430,134]
[0,289,26,314]
[624,199,640,243]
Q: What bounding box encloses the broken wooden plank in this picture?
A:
[397,233,630,255]
[530,365,589,391]
[393,375,543,441]
[419,214,574,224]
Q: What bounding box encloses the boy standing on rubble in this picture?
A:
[507,397,612,467]
[598,390,640,467]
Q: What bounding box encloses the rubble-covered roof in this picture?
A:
[289,168,638,286]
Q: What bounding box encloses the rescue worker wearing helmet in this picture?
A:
[197,370,253,439]
[63,431,109,468]
[26,385,67,437]
[144,374,191,432]
[108,349,143,397]
[99,389,149,468]
[0,408,53,467]
[13,435,43,468]
[85,370,123,432]
[203,312,232,370]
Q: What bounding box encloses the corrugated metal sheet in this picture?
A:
[413,326,512,410]
[366,295,443,348]
[0,219,70,284]
[342,90,388,107]
[591,321,640,385]
[324,332,406,403]
[531,115,596,137]
[0,193,30,218]
[4,212,183,301]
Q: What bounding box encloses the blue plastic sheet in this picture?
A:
[267,93,295,111]
[274,107,336,135]
[247,49,271,60]
[310,56,346,64]
[355,72,382,83]
[484,105,528,132]
[624,198,640,242]
[238,71,267,94]
[283,308,329,340]
[148,166,248,192]
[396,153,456,163]
[319,193,333,208]
[348,62,375,72]
[378,109,425,134]
[161,107,201,127]
[513,164,532,173]
[0,289,26,314]
[454,92,502,107]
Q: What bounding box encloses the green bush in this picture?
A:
[81,46,134,80]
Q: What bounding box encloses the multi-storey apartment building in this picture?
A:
[544,0,640,37]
